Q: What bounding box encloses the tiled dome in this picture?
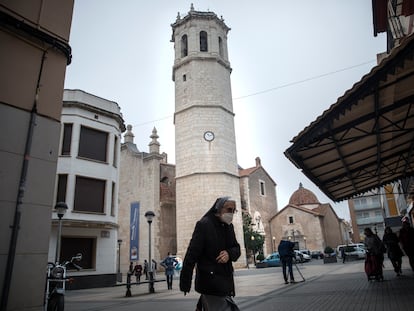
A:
[289,183,320,205]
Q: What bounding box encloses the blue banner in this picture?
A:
[130,202,140,261]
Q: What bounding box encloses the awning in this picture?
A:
[284,33,414,202]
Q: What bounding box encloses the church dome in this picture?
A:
[289,183,320,205]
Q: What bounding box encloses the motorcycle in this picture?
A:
[45,253,82,311]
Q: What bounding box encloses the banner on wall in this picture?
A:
[130,202,140,261]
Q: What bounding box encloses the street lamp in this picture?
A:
[272,236,276,253]
[304,237,307,249]
[145,211,155,293]
[54,202,68,264]
[117,239,123,282]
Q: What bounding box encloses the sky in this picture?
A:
[64,0,387,221]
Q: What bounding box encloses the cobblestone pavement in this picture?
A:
[66,257,414,310]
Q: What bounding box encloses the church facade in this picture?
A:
[270,183,350,252]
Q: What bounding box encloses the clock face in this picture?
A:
[203,131,215,142]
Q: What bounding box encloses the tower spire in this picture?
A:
[149,127,160,154]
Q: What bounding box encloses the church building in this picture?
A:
[270,183,349,252]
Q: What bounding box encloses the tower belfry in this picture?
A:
[171,6,246,265]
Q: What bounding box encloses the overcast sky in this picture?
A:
[64,0,386,221]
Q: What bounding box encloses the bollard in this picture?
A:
[125,272,132,297]
[149,271,155,293]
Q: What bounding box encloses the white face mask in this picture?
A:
[220,213,234,225]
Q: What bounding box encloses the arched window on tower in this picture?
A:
[200,31,208,52]
[218,36,223,57]
[181,35,188,57]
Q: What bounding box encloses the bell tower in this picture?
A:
[171,5,246,265]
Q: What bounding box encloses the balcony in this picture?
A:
[356,216,384,226]
[353,204,382,211]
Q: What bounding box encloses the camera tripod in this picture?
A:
[292,258,306,282]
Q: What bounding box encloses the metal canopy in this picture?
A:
[284,33,414,202]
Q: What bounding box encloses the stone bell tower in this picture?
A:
[171,5,246,265]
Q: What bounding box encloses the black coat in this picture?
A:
[179,210,241,296]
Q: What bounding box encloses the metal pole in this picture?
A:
[118,243,121,274]
[117,240,122,282]
[55,216,63,263]
[148,221,154,293]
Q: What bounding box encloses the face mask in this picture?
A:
[220,213,233,225]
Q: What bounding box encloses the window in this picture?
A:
[56,174,68,204]
[111,182,116,216]
[200,31,208,51]
[289,216,294,224]
[113,135,118,167]
[181,34,188,57]
[78,126,108,162]
[218,36,223,57]
[74,176,106,213]
[61,237,96,269]
[61,123,72,155]
[259,180,265,196]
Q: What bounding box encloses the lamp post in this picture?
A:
[251,235,256,266]
[54,202,68,264]
[272,236,276,253]
[145,211,155,293]
[117,239,123,282]
[304,237,307,249]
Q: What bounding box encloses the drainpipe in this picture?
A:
[0,50,47,311]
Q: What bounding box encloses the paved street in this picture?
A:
[66,257,414,310]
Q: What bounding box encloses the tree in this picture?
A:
[242,212,265,263]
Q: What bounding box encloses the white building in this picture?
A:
[49,89,125,288]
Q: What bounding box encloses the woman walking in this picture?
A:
[383,226,403,276]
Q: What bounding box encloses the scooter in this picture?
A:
[45,253,82,311]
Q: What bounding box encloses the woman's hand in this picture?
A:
[216,250,230,263]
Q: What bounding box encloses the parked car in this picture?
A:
[343,246,366,260]
[294,250,311,262]
[311,250,324,259]
[256,252,281,268]
[337,243,365,258]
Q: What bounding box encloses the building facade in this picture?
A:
[348,182,408,242]
[0,1,74,309]
[270,184,348,253]
[50,89,125,288]
[171,6,246,264]
[118,125,175,274]
[239,157,279,254]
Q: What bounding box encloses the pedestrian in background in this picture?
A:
[143,259,149,280]
[134,262,143,283]
[278,239,295,284]
[399,217,414,271]
[161,252,178,290]
[341,247,347,264]
[180,196,241,311]
[382,226,403,276]
[152,259,158,279]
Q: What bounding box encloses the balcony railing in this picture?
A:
[356,216,384,226]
